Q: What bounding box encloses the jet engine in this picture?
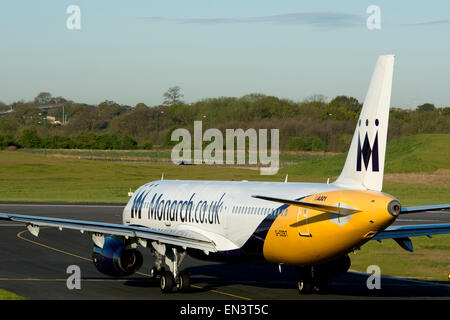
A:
[92,236,143,277]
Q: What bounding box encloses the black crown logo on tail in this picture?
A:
[356,131,379,172]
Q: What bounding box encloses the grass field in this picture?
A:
[0,289,26,300]
[283,133,450,177]
[2,134,448,205]
[1,151,448,205]
[0,133,449,284]
[350,234,450,282]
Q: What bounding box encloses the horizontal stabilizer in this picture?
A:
[251,195,360,215]
[400,204,450,214]
[373,223,450,240]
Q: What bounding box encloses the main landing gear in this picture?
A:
[150,243,190,293]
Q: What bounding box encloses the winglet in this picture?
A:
[394,237,414,252]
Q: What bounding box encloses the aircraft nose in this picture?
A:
[387,200,402,217]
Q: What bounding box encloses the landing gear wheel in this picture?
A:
[297,279,313,294]
[150,267,162,279]
[297,278,328,294]
[297,266,314,294]
[177,271,191,293]
[314,279,329,294]
[160,271,175,293]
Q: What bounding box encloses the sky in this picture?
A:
[1,1,449,108]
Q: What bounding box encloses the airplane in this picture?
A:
[1,55,450,294]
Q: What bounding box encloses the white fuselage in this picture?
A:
[123,180,341,252]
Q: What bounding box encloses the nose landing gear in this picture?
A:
[296,255,351,294]
[296,266,328,294]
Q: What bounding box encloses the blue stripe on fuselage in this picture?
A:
[189,195,310,263]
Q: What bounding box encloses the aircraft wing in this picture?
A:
[0,212,217,252]
[371,223,450,252]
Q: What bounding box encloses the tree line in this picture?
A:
[0,90,448,152]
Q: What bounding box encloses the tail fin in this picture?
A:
[334,54,395,191]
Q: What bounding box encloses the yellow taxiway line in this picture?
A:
[0,278,127,282]
[14,229,252,300]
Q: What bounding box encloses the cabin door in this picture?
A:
[297,207,311,237]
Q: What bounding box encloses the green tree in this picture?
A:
[0,101,9,112]
[327,96,362,120]
[287,136,323,151]
[163,127,179,147]
[48,135,74,149]
[17,129,42,148]
[308,136,324,151]
[416,103,436,112]
[120,136,138,149]
[95,133,121,149]
[73,131,97,149]
[140,140,153,150]
[0,135,7,149]
[94,100,126,130]
[163,86,184,106]
[287,137,306,151]
[33,92,52,105]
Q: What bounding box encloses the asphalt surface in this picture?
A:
[0,203,449,300]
